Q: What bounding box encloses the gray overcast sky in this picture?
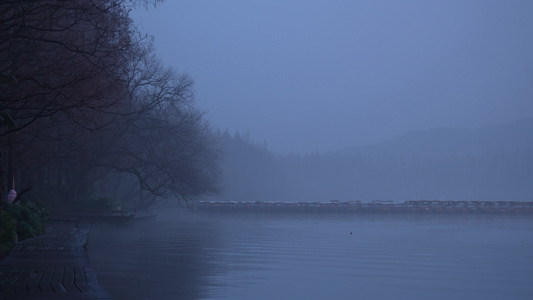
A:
[131,0,533,154]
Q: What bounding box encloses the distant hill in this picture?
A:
[209,119,533,203]
[336,118,533,158]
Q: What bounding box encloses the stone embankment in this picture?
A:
[0,222,111,300]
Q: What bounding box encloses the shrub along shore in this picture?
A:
[0,201,48,259]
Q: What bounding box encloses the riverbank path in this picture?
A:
[0,223,111,299]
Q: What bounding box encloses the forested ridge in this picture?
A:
[213,119,533,203]
[0,0,220,211]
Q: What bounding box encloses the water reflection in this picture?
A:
[87,211,221,300]
[87,209,533,300]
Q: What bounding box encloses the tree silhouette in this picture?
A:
[0,0,220,210]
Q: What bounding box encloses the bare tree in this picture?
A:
[88,52,221,209]
[1,0,220,210]
[0,1,136,135]
[0,0,138,196]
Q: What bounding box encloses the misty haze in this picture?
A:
[1,1,532,300]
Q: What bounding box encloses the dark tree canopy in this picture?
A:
[0,1,134,135]
[0,0,220,211]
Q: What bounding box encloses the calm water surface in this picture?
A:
[87,209,533,300]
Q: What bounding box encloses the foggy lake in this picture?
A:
[5,2,533,299]
[87,208,533,300]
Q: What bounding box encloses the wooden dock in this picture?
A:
[0,224,111,300]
